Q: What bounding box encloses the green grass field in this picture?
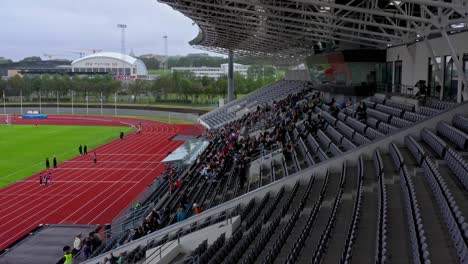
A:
[0,125,133,188]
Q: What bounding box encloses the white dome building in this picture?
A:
[71,52,148,78]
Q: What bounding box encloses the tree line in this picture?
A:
[0,71,282,105]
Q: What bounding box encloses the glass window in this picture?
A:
[428,57,442,98]
[394,61,402,85]
[444,56,458,100]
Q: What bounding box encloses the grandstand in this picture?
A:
[3,1,468,264]
[79,76,467,263]
[74,0,468,263]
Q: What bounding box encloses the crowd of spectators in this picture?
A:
[58,231,103,263]
[92,85,362,261]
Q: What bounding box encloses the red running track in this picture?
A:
[0,115,204,251]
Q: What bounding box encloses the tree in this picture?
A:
[128,79,148,103]
[7,75,24,96]
[138,57,160,70]
[19,56,42,62]
[0,78,7,94]
[0,57,13,65]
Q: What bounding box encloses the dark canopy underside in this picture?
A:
[159,0,468,65]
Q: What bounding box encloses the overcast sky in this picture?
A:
[0,0,220,61]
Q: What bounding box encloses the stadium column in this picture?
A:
[424,39,444,101]
[441,30,468,103]
[228,50,235,103]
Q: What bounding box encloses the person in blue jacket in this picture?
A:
[176,205,187,222]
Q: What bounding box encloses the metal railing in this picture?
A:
[144,211,237,264]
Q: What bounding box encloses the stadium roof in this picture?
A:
[71,52,140,66]
[159,0,468,64]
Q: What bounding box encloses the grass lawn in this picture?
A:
[0,124,133,188]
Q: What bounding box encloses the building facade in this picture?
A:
[172,63,250,79]
[71,52,148,78]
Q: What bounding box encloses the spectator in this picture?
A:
[330,103,340,118]
[175,179,182,189]
[58,246,73,264]
[109,253,118,263]
[103,257,111,264]
[53,155,58,169]
[193,203,202,214]
[131,227,144,241]
[82,243,91,260]
[134,201,142,210]
[82,234,93,254]
[356,102,367,122]
[176,205,187,222]
[117,252,125,264]
[72,233,82,255]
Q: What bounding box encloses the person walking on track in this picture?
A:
[46,157,50,170]
[39,173,43,186]
[84,145,88,155]
[44,173,49,186]
[93,152,97,164]
[120,132,124,140]
[47,172,53,185]
[53,155,57,169]
[79,145,83,156]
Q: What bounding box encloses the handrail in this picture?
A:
[81,202,240,264]
[144,212,234,264]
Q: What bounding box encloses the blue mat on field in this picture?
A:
[22,114,48,119]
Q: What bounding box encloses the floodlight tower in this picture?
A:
[117,24,127,55]
[117,24,127,75]
[163,35,168,71]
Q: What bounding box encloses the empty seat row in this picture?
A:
[453,114,468,134]
[317,130,332,149]
[390,116,414,128]
[322,111,337,127]
[437,122,468,150]
[376,104,403,118]
[418,106,441,116]
[312,167,346,263]
[398,164,431,264]
[403,111,427,123]
[426,99,457,110]
[353,132,371,145]
[370,96,386,105]
[377,122,399,135]
[444,148,468,191]
[421,158,468,263]
[389,143,430,264]
[385,99,415,112]
[366,127,385,140]
[373,150,388,263]
[336,121,355,140]
[340,157,364,263]
[346,117,367,134]
[367,108,390,123]
[326,125,344,145]
[421,128,447,157]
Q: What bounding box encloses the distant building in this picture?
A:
[71,52,148,78]
[186,53,210,58]
[0,60,72,77]
[172,63,250,79]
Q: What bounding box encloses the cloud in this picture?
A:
[0,0,220,61]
